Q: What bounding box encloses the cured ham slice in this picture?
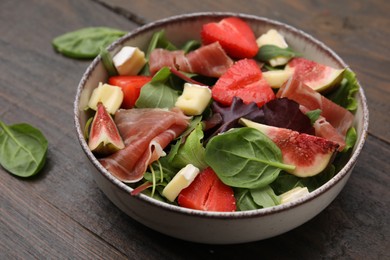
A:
[300,105,346,151]
[277,75,354,139]
[149,42,233,77]
[99,108,190,183]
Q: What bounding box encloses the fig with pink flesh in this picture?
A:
[88,102,125,155]
[240,118,339,177]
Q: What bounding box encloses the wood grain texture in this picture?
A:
[1,0,389,259]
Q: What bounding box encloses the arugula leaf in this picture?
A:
[0,121,48,177]
[52,27,126,59]
[205,127,295,189]
[181,40,201,53]
[256,45,301,63]
[306,109,322,125]
[168,123,208,170]
[328,69,359,112]
[135,67,180,108]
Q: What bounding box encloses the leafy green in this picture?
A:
[99,47,118,76]
[256,45,301,63]
[52,27,126,59]
[181,40,201,53]
[343,127,357,152]
[168,123,208,170]
[270,165,335,194]
[205,127,295,189]
[235,186,280,211]
[328,69,359,112]
[0,121,48,177]
[306,109,322,125]
[135,67,180,108]
[141,30,177,75]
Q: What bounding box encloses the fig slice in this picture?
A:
[286,57,345,93]
[88,102,125,155]
[240,118,339,177]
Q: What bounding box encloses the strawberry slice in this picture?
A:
[212,59,275,107]
[177,168,236,212]
[201,17,258,59]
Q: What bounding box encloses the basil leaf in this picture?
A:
[135,67,180,108]
[205,127,294,189]
[0,121,48,177]
[256,45,301,63]
[169,123,208,170]
[306,109,322,125]
[52,27,126,59]
[328,69,359,112]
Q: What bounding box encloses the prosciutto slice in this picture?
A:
[300,105,346,151]
[149,42,233,77]
[277,75,354,143]
[99,108,190,183]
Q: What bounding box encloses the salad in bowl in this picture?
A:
[74,12,368,244]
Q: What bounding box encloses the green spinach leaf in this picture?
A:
[52,27,126,59]
[235,186,280,211]
[256,45,301,63]
[135,67,180,108]
[205,127,295,189]
[0,121,48,177]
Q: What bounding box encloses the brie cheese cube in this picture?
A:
[88,82,124,114]
[162,164,200,202]
[112,46,146,75]
[175,83,212,116]
[280,187,309,204]
[256,29,290,67]
[262,68,294,88]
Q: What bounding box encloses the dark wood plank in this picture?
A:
[1,0,389,259]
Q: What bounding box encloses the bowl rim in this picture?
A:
[74,11,369,219]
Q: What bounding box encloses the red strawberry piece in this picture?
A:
[177,167,236,212]
[201,17,259,59]
[212,59,275,107]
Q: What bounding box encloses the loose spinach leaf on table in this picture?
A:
[0,121,48,177]
[52,27,126,59]
[205,127,295,189]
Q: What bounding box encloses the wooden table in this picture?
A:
[1,0,389,258]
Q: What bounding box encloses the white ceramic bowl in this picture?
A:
[74,12,369,244]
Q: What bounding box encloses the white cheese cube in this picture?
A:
[280,187,309,204]
[175,83,212,116]
[113,46,146,75]
[162,164,200,202]
[262,68,294,88]
[256,29,290,67]
[88,82,124,114]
